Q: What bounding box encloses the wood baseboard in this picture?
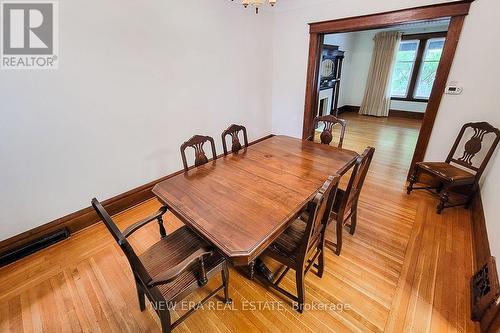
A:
[471,192,491,270]
[337,105,425,119]
[0,134,275,260]
[388,109,425,119]
[338,105,359,114]
[471,191,500,332]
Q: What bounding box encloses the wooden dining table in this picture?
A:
[152,135,358,270]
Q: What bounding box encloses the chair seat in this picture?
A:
[265,218,307,262]
[139,226,225,301]
[417,162,475,182]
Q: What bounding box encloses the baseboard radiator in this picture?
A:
[0,228,70,267]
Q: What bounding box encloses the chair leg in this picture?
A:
[335,219,343,256]
[349,205,358,236]
[317,247,325,278]
[295,268,305,313]
[464,184,477,209]
[407,167,419,194]
[221,263,232,304]
[248,261,256,280]
[158,216,167,239]
[158,308,172,333]
[135,280,146,311]
[437,187,450,214]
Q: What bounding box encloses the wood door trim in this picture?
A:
[308,1,473,34]
[303,1,471,177]
[0,134,275,261]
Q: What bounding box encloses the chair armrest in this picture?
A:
[122,206,168,238]
[147,247,213,287]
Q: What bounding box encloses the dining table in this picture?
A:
[152,135,359,276]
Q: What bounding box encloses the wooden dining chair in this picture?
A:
[221,124,248,155]
[91,198,230,333]
[180,135,217,172]
[307,115,347,148]
[325,147,375,256]
[259,175,340,312]
[407,122,500,214]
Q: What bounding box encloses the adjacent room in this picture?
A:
[1,1,500,332]
[313,19,450,180]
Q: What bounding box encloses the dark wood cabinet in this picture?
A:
[318,45,344,116]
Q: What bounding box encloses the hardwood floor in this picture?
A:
[0,112,479,332]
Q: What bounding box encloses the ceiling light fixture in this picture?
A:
[232,0,277,14]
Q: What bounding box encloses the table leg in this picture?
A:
[248,261,256,280]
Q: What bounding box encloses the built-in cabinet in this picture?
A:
[317,45,344,117]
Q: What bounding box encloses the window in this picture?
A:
[390,33,446,101]
[391,40,420,98]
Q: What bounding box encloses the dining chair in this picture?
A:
[180,135,217,172]
[307,115,347,148]
[91,198,230,333]
[221,124,248,155]
[325,147,375,256]
[407,122,500,214]
[259,174,340,312]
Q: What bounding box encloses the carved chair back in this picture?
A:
[337,147,375,220]
[222,124,248,155]
[299,175,340,260]
[180,135,217,171]
[91,199,152,286]
[446,122,500,179]
[310,115,347,148]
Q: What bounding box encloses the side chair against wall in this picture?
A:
[325,147,375,256]
[307,115,347,148]
[180,135,217,172]
[221,124,248,155]
[91,199,231,333]
[258,174,340,312]
[407,122,500,214]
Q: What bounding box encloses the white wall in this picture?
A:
[0,0,274,240]
[271,0,500,270]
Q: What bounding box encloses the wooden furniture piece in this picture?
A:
[180,135,217,172]
[407,122,500,214]
[91,199,230,333]
[260,175,340,312]
[307,115,347,148]
[325,147,375,255]
[221,124,248,155]
[318,45,344,116]
[153,136,359,270]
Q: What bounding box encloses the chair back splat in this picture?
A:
[446,122,500,178]
[180,135,217,171]
[222,124,248,155]
[308,115,347,148]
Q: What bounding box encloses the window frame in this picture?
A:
[391,31,447,103]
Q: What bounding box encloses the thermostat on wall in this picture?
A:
[445,84,463,95]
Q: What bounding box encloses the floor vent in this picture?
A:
[0,228,70,267]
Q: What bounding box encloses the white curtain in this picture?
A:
[359,31,402,117]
